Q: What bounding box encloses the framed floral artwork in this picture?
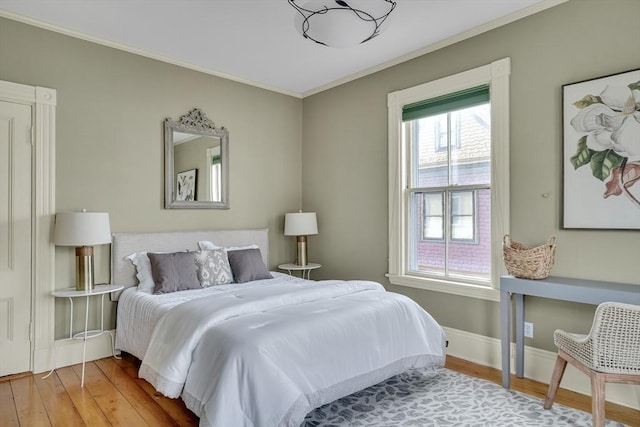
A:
[176,169,197,201]
[562,69,640,229]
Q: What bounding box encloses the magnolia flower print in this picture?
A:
[569,78,640,209]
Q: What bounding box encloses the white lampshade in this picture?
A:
[284,212,318,236]
[53,211,111,246]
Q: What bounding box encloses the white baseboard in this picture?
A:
[33,330,120,374]
[443,326,640,410]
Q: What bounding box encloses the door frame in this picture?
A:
[0,80,56,373]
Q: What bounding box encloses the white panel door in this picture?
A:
[0,101,32,376]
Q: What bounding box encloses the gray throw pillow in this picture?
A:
[194,249,234,287]
[227,248,272,283]
[148,251,201,294]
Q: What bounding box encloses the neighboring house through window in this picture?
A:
[434,113,460,151]
[387,58,510,300]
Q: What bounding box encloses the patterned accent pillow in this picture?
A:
[195,249,234,287]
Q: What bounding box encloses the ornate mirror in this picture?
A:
[164,108,229,209]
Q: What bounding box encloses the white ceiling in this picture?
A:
[0,0,563,97]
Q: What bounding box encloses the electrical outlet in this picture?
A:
[524,322,534,338]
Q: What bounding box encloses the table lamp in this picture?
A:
[284,211,318,266]
[53,210,111,291]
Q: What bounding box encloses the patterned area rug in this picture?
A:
[303,367,626,427]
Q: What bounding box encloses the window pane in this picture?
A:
[451,191,473,215]
[414,239,445,275]
[451,216,473,240]
[451,191,475,241]
[448,188,491,279]
[420,192,444,240]
[425,193,443,216]
[450,104,491,186]
[411,193,444,273]
[435,115,448,151]
[414,114,448,188]
[424,216,443,240]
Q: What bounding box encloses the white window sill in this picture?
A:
[386,274,500,302]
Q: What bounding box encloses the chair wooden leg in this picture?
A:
[544,355,567,410]
[590,372,606,427]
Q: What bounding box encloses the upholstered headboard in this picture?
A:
[110,229,269,301]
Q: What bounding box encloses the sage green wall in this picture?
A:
[1,1,638,351]
[0,18,302,337]
[301,0,640,352]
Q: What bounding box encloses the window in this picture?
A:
[387,58,510,301]
[421,190,476,242]
[451,190,475,241]
[422,192,443,240]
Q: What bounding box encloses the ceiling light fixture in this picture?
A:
[288,0,397,48]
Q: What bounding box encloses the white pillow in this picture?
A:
[126,250,188,293]
[126,252,155,293]
[197,240,259,252]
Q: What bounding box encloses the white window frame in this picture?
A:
[387,58,510,301]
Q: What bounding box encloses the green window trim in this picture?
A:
[402,85,489,122]
[212,155,221,165]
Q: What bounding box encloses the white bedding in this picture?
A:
[122,274,446,427]
[115,272,301,359]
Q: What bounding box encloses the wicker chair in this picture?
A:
[543,302,640,427]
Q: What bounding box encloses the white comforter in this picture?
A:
[139,278,446,427]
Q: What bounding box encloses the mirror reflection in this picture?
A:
[165,109,229,209]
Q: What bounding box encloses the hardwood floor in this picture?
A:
[1,354,638,426]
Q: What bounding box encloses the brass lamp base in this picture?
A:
[75,246,95,291]
[295,235,308,266]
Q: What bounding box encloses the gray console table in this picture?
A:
[499,275,639,389]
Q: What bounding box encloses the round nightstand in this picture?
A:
[278,263,321,280]
[43,284,123,387]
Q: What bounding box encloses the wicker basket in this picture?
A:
[503,235,556,279]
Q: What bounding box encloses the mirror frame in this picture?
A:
[164,108,229,209]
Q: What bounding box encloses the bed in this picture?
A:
[112,229,446,427]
